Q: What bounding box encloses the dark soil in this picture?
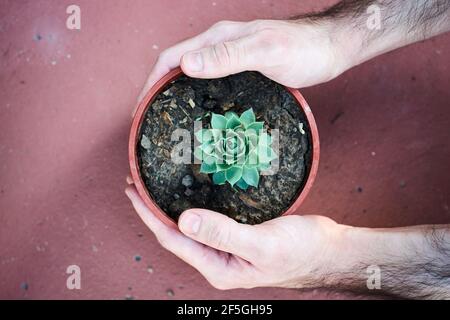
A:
[138,72,312,225]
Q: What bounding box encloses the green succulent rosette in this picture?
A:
[194,108,277,190]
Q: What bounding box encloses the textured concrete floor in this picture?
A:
[0,0,449,299]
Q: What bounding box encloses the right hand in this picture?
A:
[138,19,349,102]
[125,184,347,290]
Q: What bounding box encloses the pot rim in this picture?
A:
[129,67,320,229]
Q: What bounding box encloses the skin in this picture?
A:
[128,1,450,299]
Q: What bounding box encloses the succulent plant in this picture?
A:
[194,108,277,190]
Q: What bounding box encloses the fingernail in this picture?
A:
[184,52,203,72]
[180,212,201,235]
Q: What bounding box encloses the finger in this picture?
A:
[125,186,234,279]
[178,209,261,261]
[126,175,133,185]
[137,21,247,104]
[180,32,264,79]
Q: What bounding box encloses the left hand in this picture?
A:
[137,19,348,104]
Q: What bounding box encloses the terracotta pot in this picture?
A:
[129,67,320,229]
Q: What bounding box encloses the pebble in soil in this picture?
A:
[138,72,312,225]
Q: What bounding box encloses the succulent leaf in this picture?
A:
[200,141,215,155]
[204,155,216,165]
[242,166,259,187]
[259,146,277,163]
[246,149,258,167]
[225,111,238,120]
[235,178,249,190]
[195,129,213,143]
[211,129,223,142]
[247,122,264,132]
[225,166,243,186]
[193,146,204,161]
[226,114,241,129]
[259,162,271,171]
[194,108,279,190]
[213,171,226,185]
[258,132,272,147]
[217,163,231,171]
[200,161,217,173]
[239,108,256,128]
[246,132,258,149]
[211,114,227,130]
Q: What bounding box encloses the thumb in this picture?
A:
[180,35,257,79]
[178,209,260,261]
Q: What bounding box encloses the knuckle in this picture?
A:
[157,236,169,250]
[208,277,233,290]
[239,281,257,289]
[157,50,169,63]
[255,29,294,55]
[209,272,255,290]
[248,19,269,31]
[205,223,231,249]
[211,42,234,67]
[156,231,172,251]
[211,20,235,30]
[210,280,230,290]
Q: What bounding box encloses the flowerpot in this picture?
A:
[129,67,319,229]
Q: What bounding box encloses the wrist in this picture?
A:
[325,224,369,285]
[300,223,384,289]
[295,17,360,78]
[324,18,367,72]
[321,223,425,290]
[288,219,364,289]
[298,224,380,290]
[321,16,413,71]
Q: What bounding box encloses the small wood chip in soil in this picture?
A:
[162,111,173,126]
[238,194,264,210]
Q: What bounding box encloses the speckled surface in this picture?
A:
[0,0,449,299]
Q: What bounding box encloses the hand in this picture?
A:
[125,184,346,289]
[138,19,348,102]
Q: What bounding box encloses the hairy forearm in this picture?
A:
[321,224,450,299]
[301,0,450,69]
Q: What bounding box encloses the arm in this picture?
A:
[126,186,450,299]
[302,0,450,70]
[321,224,450,299]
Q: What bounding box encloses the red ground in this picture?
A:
[0,0,449,300]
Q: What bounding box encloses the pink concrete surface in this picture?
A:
[0,0,449,300]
